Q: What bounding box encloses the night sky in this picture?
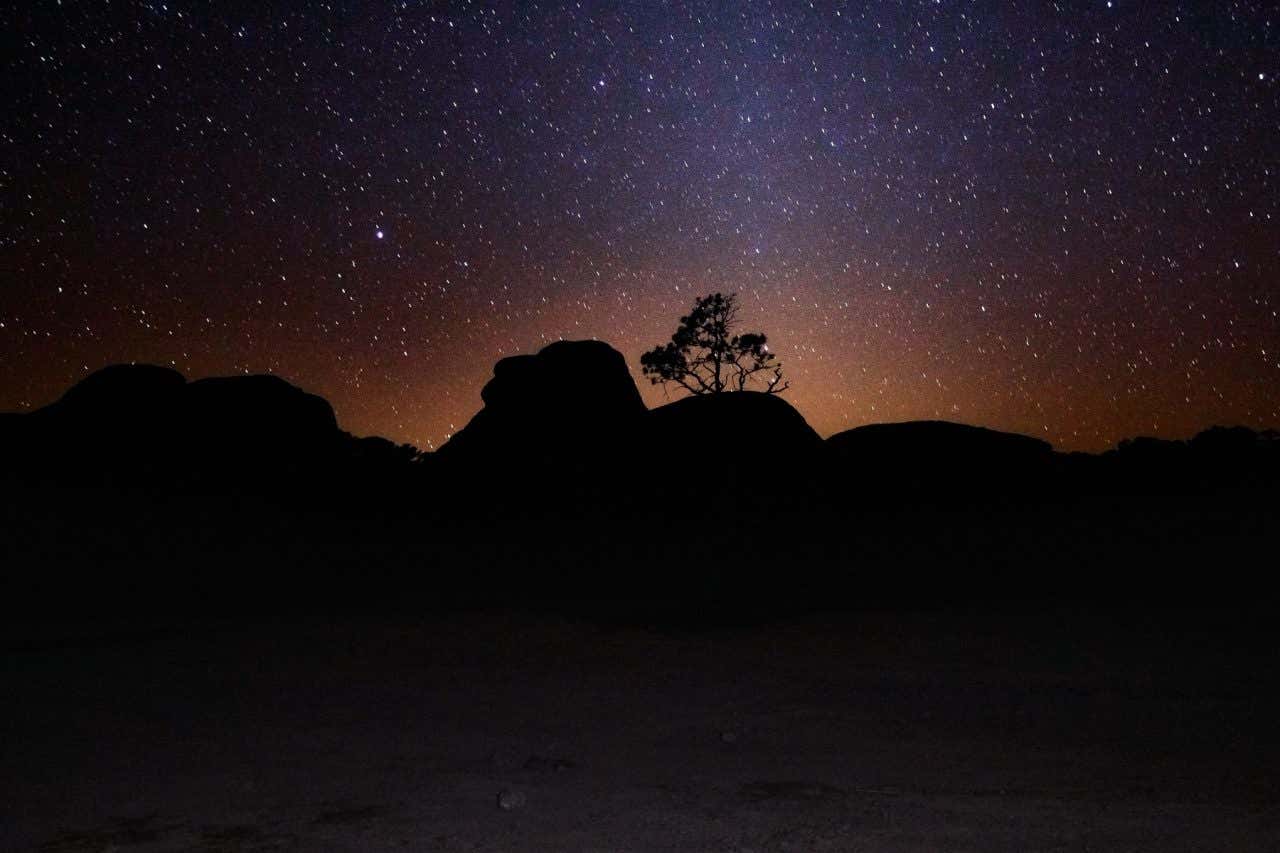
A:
[3,2,1276,452]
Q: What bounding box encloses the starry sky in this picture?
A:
[2,1,1276,452]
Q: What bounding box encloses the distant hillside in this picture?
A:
[1,345,1277,626]
[0,363,418,489]
[2,346,1276,500]
[828,420,1052,458]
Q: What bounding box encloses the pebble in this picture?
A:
[497,788,527,811]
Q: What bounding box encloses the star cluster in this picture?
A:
[2,1,1276,450]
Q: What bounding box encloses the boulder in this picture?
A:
[52,363,187,416]
[437,340,646,465]
[183,375,340,452]
[642,392,823,501]
[828,420,1051,461]
[825,420,1054,494]
[4,364,346,484]
[15,365,189,475]
[646,391,822,457]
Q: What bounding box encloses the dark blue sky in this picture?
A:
[3,1,1276,450]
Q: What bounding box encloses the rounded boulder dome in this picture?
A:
[646,391,822,459]
[183,375,340,446]
[54,363,187,416]
[826,420,1052,463]
[824,420,1055,495]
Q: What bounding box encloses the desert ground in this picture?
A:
[4,608,1277,852]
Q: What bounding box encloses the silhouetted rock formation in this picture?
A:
[6,364,190,481]
[3,354,1276,512]
[1189,425,1277,476]
[437,340,646,468]
[3,352,1279,629]
[1192,426,1280,488]
[54,363,188,416]
[641,391,823,502]
[18,363,186,451]
[1105,426,1280,492]
[0,412,30,474]
[1104,435,1190,492]
[183,375,343,471]
[826,420,1055,495]
[647,391,821,455]
[0,364,384,489]
[348,435,423,470]
[829,419,1051,458]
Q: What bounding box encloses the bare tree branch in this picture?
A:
[765,366,789,395]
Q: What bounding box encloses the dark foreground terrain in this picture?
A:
[4,609,1278,852]
[3,359,1277,850]
[3,459,1279,851]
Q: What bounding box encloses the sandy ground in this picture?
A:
[4,611,1278,852]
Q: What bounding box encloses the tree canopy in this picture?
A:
[640,292,788,396]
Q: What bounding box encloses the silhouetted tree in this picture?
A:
[640,292,788,395]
